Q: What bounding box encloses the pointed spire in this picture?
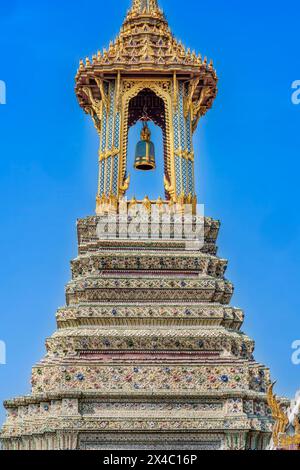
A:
[131,0,159,13]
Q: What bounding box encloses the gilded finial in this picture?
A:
[131,0,159,14]
[129,196,137,210]
[143,195,152,213]
[140,122,151,142]
[156,196,164,213]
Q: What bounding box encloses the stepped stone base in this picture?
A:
[1,215,273,450]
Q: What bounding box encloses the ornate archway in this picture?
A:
[119,80,175,200]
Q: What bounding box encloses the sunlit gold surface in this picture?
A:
[267,383,299,450]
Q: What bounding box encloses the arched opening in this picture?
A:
[126,88,167,201]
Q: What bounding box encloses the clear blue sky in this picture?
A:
[0,0,299,424]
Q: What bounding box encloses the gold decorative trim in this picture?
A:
[184,77,200,118]
[175,149,194,162]
[94,77,110,112]
[99,147,120,162]
[267,383,298,450]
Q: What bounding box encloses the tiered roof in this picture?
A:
[75,0,217,124]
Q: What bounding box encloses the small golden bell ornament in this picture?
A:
[134,123,156,171]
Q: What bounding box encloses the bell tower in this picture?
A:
[1,0,275,451]
[75,0,217,213]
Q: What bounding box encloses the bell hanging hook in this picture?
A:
[140,105,150,122]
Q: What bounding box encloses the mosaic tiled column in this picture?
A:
[98,80,121,198]
[173,81,195,197]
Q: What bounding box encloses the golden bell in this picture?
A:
[134,123,156,171]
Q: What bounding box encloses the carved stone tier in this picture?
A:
[56,304,244,329]
[65,276,233,305]
[77,216,220,252]
[45,327,254,359]
[71,253,228,278]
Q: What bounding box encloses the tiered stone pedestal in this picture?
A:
[1,214,273,450]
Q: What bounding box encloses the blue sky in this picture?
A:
[0,0,300,424]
